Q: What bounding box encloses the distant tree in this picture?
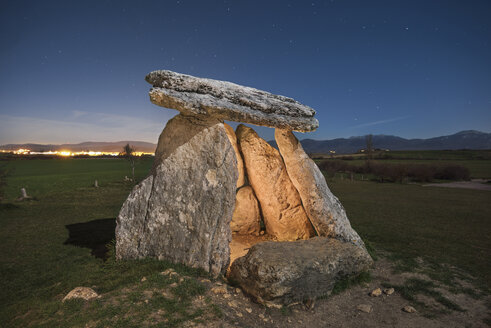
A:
[121,143,136,181]
[365,134,373,160]
[0,164,8,203]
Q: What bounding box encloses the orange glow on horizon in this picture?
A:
[0,149,154,157]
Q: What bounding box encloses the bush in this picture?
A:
[434,165,470,181]
[407,164,436,182]
[317,160,470,183]
[0,165,7,202]
[318,160,353,178]
[369,162,408,183]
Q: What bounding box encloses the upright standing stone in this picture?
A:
[116,114,238,277]
[236,124,314,241]
[223,123,246,188]
[275,129,365,249]
[231,186,261,235]
[20,188,28,199]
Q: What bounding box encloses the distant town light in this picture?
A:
[13,148,30,155]
[1,149,154,157]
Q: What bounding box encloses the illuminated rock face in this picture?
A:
[236,124,315,241]
[223,123,246,188]
[231,186,261,235]
[275,129,366,250]
[116,114,237,277]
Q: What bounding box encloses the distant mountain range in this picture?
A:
[2,130,490,155]
[0,141,157,153]
[270,130,491,154]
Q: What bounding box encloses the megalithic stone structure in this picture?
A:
[116,70,370,280]
[145,70,319,132]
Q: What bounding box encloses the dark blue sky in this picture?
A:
[1,0,490,144]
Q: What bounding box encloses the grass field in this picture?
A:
[329,179,491,287]
[316,150,491,178]
[326,149,491,161]
[1,157,154,200]
[0,157,217,327]
[387,150,491,160]
[0,154,490,326]
[345,159,490,179]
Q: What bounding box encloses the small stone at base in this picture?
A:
[357,304,372,313]
[211,286,228,294]
[384,287,395,295]
[62,287,99,302]
[402,305,417,313]
[370,288,382,297]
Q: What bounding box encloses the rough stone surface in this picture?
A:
[236,124,314,241]
[275,129,366,249]
[356,304,373,313]
[370,288,382,297]
[230,186,261,235]
[402,305,417,313]
[152,114,221,171]
[384,287,395,295]
[146,70,319,132]
[116,114,238,277]
[223,123,246,188]
[62,287,99,302]
[228,237,373,306]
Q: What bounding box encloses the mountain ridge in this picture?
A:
[1,130,490,154]
[270,130,491,154]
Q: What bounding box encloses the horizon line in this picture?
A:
[1,129,488,146]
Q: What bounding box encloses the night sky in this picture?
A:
[1,0,490,144]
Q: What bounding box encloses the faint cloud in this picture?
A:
[71,110,88,118]
[349,116,410,129]
[0,112,172,144]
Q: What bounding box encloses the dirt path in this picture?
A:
[423,179,491,191]
[198,257,490,328]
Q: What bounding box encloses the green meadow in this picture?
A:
[0,152,490,326]
[318,149,491,178]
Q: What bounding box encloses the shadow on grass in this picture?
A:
[0,203,19,210]
[64,218,116,260]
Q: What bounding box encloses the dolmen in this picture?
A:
[116,70,373,306]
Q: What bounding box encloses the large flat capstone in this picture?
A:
[146,70,319,132]
[228,237,373,307]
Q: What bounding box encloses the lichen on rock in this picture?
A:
[146,70,319,132]
[116,114,237,277]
